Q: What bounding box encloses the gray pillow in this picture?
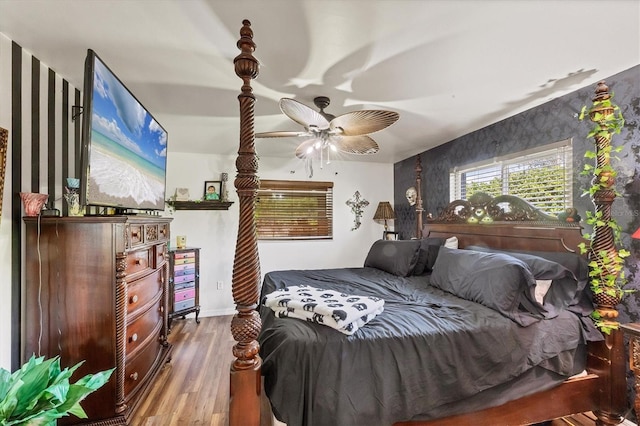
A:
[465,246,591,316]
[364,240,421,277]
[412,238,445,275]
[430,247,545,326]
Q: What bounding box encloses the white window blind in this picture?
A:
[449,139,573,215]
[256,180,333,240]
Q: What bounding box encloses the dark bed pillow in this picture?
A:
[364,239,421,277]
[430,247,545,326]
[412,237,446,275]
[464,245,591,316]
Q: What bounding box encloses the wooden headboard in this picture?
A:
[423,222,584,253]
[423,192,584,254]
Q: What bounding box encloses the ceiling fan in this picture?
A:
[255,97,399,177]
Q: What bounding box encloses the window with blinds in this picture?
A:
[449,139,573,215]
[256,180,333,240]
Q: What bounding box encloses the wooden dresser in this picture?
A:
[168,247,201,329]
[23,215,173,425]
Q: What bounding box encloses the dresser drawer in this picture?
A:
[127,269,163,316]
[126,299,163,356]
[124,335,163,399]
[174,298,195,312]
[175,288,196,302]
[157,222,170,243]
[126,249,152,277]
[154,243,167,268]
[129,224,144,246]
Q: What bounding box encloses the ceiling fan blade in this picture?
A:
[332,135,379,155]
[280,98,330,130]
[295,138,321,159]
[255,131,310,138]
[329,110,399,136]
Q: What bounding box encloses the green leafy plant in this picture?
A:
[577,89,632,333]
[0,355,114,425]
[165,195,177,214]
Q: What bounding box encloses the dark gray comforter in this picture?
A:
[259,267,587,426]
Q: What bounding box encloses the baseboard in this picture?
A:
[192,308,237,318]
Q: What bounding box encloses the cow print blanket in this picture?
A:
[262,284,385,335]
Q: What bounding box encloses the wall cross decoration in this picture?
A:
[346,190,369,231]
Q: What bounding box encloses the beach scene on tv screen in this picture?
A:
[86,56,167,210]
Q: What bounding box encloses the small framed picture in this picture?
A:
[203,180,222,201]
[383,231,399,240]
[174,187,190,201]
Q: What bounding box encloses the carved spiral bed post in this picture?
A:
[415,154,424,238]
[230,20,262,426]
[585,81,626,426]
[588,81,621,324]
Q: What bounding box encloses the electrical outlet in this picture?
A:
[217,281,223,290]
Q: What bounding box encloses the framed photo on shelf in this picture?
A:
[203,180,222,201]
[174,187,190,201]
[383,231,399,240]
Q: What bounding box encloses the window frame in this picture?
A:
[256,179,333,240]
[449,139,573,215]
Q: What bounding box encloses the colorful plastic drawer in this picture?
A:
[175,288,196,302]
[174,274,195,284]
[174,299,195,312]
[174,252,196,259]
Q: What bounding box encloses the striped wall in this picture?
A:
[0,33,82,370]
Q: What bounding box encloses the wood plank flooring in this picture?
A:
[132,315,600,426]
[131,315,235,425]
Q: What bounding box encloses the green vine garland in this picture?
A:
[577,92,632,333]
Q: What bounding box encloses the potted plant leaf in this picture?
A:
[0,355,114,425]
[577,80,632,334]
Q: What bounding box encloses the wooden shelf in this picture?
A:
[167,200,233,210]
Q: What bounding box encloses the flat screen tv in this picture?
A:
[79,49,168,213]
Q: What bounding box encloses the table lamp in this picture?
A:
[373,201,395,231]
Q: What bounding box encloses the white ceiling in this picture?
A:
[1,0,639,164]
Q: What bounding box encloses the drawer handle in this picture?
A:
[130,372,139,381]
[135,259,143,265]
[130,333,138,343]
[130,295,139,304]
[131,230,140,238]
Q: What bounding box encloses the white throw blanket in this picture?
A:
[263,285,384,335]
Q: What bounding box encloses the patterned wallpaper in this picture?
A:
[394,65,639,321]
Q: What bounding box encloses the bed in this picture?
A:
[228,20,626,426]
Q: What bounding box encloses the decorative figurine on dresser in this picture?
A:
[168,247,201,329]
[22,215,173,425]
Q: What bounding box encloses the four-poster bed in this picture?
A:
[229,20,627,426]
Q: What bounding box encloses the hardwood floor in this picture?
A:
[132,315,601,426]
[131,315,235,425]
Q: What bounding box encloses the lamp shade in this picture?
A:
[632,227,640,239]
[374,201,395,222]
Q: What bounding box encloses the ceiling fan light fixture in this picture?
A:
[256,96,399,177]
